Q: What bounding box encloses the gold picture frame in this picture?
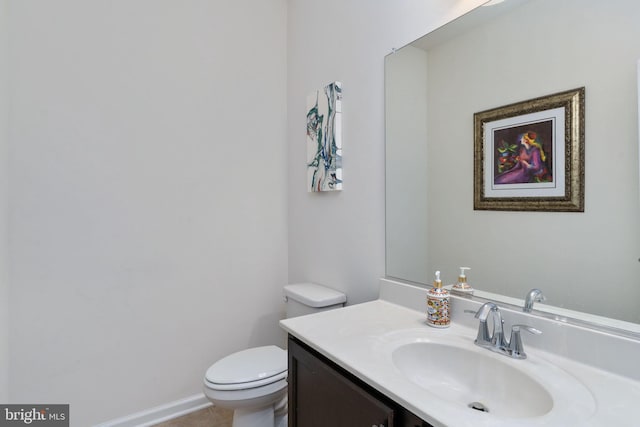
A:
[473,87,585,212]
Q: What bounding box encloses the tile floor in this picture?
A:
[153,406,233,427]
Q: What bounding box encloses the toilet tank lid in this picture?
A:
[284,283,346,307]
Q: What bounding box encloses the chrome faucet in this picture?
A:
[523,288,546,312]
[469,302,541,359]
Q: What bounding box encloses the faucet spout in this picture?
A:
[473,302,502,347]
[524,288,546,312]
[474,301,497,321]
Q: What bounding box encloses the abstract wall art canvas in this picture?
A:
[306,81,343,192]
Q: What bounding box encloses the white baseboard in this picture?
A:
[95,393,212,427]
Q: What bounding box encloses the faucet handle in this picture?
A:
[509,324,542,359]
[512,324,542,334]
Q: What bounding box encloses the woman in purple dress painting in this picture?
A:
[495,131,550,184]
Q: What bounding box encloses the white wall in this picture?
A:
[0,0,9,404]
[7,0,287,425]
[287,0,485,303]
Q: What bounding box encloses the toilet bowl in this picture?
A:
[203,283,346,427]
[204,346,288,427]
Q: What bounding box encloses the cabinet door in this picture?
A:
[397,410,434,427]
[288,337,395,427]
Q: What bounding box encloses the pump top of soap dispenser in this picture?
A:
[452,267,474,295]
[434,271,442,287]
[430,271,447,295]
[457,267,470,286]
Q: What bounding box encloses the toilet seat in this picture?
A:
[205,345,287,391]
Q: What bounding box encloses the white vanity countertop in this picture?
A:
[280,299,640,427]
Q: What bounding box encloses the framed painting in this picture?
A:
[473,87,585,212]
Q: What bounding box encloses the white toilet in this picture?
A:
[203,283,346,427]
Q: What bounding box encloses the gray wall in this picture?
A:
[7,0,287,424]
[286,0,484,304]
[0,0,8,404]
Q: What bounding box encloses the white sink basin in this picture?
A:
[392,342,553,418]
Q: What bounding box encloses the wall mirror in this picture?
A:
[385,0,640,329]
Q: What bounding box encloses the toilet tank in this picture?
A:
[283,283,346,318]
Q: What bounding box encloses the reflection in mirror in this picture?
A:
[385,0,640,327]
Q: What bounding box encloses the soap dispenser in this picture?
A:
[426,271,450,328]
[451,267,474,297]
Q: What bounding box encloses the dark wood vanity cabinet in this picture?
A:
[288,336,434,427]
